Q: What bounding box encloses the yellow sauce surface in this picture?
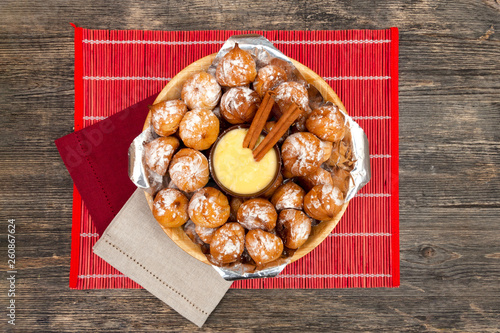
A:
[213,128,278,195]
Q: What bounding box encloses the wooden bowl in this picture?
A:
[142,53,349,266]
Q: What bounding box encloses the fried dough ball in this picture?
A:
[150,99,188,136]
[282,132,324,177]
[237,198,277,231]
[245,229,284,265]
[261,171,283,198]
[210,222,245,264]
[304,184,344,221]
[220,87,260,124]
[152,189,189,228]
[308,85,325,110]
[229,197,245,221]
[331,166,352,196]
[188,187,230,228]
[271,181,305,211]
[181,71,221,110]
[144,136,180,176]
[273,81,311,115]
[298,167,334,192]
[169,148,209,193]
[253,64,288,98]
[264,121,289,145]
[276,209,312,249]
[320,140,333,163]
[195,225,219,244]
[216,44,257,87]
[179,108,219,150]
[306,105,346,142]
[269,58,295,79]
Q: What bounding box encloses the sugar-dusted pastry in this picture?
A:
[181,71,221,110]
[220,87,260,124]
[168,148,209,193]
[195,225,219,244]
[281,132,324,177]
[144,136,180,176]
[269,58,295,79]
[298,167,334,192]
[150,99,188,136]
[179,108,219,150]
[253,64,288,98]
[306,105,346,142]
[303,184,344,221]
[216,44,257,87]
[245,229,284,265]
[273,81,311,115]
[188,187,230,228]
[261,171,283,198]
[264,121,289,145]
[237,198,277,231]
[152,188,189,228]
[276,209,312,249]
[210,222,245,264]
[271,181,305,211]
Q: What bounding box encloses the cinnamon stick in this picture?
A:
[242,91,275,149]
[253,103,303,162]
[243,92,270,148]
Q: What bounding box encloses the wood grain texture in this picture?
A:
[0,0,499,331]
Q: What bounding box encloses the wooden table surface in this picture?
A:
[1,0,499,331]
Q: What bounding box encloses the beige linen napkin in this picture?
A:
[93,189,232,327]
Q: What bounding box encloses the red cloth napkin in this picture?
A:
[55,95,156,235]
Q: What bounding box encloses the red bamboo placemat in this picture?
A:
[70,27,399,289]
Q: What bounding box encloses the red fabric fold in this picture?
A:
[56,95,157,235]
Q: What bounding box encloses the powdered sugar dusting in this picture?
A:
[153,189,183,217]
[274,81,309,111]
[188,188,229,226]
[246,230,282,264]
[210,223,244,260]
[254,65,287,96]
[169,149,208,192]
[221,87,258,117]
[274,183,304,211]
[304,168,333,188]
[280,209,311,244]
[282,133,324,176]
[216,46,256,87]
[195,225,218,244]
[181,72,221,110]
[151,100,187,131]
[307,105,346,141]
[321,184,344,207]
[238,200,277,231]
[179,108,219,150]
[145,138,176,176]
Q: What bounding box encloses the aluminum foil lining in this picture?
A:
[213,263,288,281]
[128,34,371,281]
[128,126,164,195]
